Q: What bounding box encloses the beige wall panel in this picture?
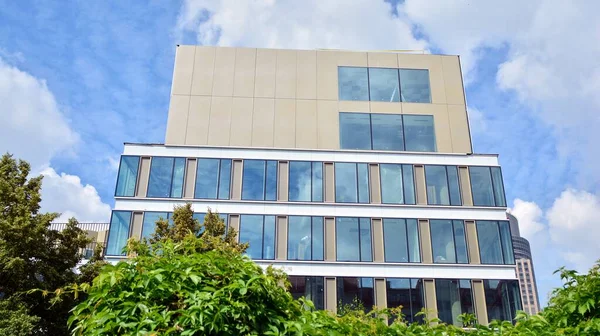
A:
[296,50,317,99]
[207,97,232,146]
[397,54,446,104]
[414,165,427,205]
[325,217,336,261]
[231,160,243,200]
[136,157,151,197]
[230,97,254,146]
[375,278,387,309]
[369,164,381,204]
[229,215,240,236]
[338,100,370,112]
[447,104,472,153]
[276,216,287,260]
[419,219,433,263]
[185,96,211,145]
[295,100,318,149]
[252,98,275,147]
[465,220,480,264]
[337,51,368,66]
[316,51,338,100]
[317,100,339,149]
[130,212,144,241]
[368,52,398,68]
[324,163,335,202]
[458,166,473,206]
[369,102,402,114]
[274,99,296,148]
[254,49,277,98]
[191,46,216,96]
[166,95,190,145]
[441,56,466,105]
[275,49,297,98]
[184,159,197,199]
[372,218,384,262]
[403,103,452,152]
[424,279,438,320]
[325,277,337,313]
[233,48,257,97]
[212,47,236,97]
[171,45,195,95]
[473,280,488,325]
[278,161,289,201]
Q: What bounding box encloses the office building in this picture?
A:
[105,46,521,325]
[50,222,109,259]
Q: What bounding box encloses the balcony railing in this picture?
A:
[50,222,110,259]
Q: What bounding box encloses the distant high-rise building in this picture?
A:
[508,213,541,314]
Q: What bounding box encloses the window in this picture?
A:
[436,279,474,326]
[335,163,369,203]
[106,211,132,256]
[399,69,431,103]
[195,159,232,199]
[239,215,276,260]
[338,67,369,101]
[337,277,374,312]
[115,156,139,197]
[477,221,515,264]
[339,113,436,152]
[289,276,325,310]
[425,165,461,205]
[469,166,506,207]
[336,218,372,262]
[147,157,186,198]
[289,161,323,202]
[288,216,324,261]
[141,212,169,240]
[383,219,420,263]
[241,160,277,201]
[368,68,400,102]
[379,164,415,204]
[484,280,522,322]
[430,220,468,264]
[386,278,424,323]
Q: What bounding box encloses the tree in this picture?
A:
[0,153,92,335]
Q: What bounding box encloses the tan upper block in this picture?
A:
[275,49,297,99]
[207,96,232,146]
[447,104,472,153]
[185,96,211,145]
[398,53,446,104]
[402,103,452,152]
[369,101,403,114]
[338,100,369,113]
[191,46,215,96]
[296,100,318,148]
[233,48,257,97]
[254,49,277,98]
[212,47,236,96]
[367,52,398,68]
[165,95,190,144]
[316,51,338,100]
[251,98,275,147]
[296,50,317,99]
[274,99,296,148]
[317,100,338,149]
[441,56,466,105]
[336,51,368,66]
[230,97,254,146]
[171,46,195,95]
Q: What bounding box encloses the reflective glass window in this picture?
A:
[430,220,464,264]
[477,221,514,264]
[106,211,132,256]
[499,221,515,264]
[115,156,139,197]
[379,164,415,205]
[288,216,324,261]
[337,277,374,312]
[470,166,495,206]
[339,113,371,150]
[484,280,522,322]
[242,160,278,201]
[289,161,323,202]
[368,68,400,102]
[371,114,404,151]
[436,279,474,326]
[239,215,276,260]
[383,218,420,263]
[147,157,185,198]
[338,67,369,101]
[399,69,431,103]
[403,115,436,152]
[491,167,507,207]
[386,278,424,323]
[195,159,232,199]
[425,165,461,206]
[289,276,325,310]
[336,217,372,262]
[335,163,369,203]
[141,212,169,240]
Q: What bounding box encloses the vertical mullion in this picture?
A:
[367,67,371,101]
[404,219,410,262]
[497,221,505,264]
[261,216,266,260]
[169,157,176,198]
[401,115,407,151]
[444,166,451,205]
[310,162,313,202]
[369,114,374,150]
[263,161,268,200]
[357,218,362,261]
[452,221,458,264]
[400,165,405,205]
[397,69,402,102]
[215,159,221,199]
[408,281,414,322]
[355,164,359,203]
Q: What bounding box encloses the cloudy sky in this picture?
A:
[1,0,599,306]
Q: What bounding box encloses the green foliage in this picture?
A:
[0,298,40,336]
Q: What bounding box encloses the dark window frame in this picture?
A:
[194,158,232,200]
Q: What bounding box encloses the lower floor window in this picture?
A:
[386,278,424,323]
[106,211,132,256]
[289,276,325,310]
[239,215,276,260]
[435,279,474,326]
[337,277,375,312]
[484,279,522,322]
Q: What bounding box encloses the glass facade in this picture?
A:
[239,215,276,260]
[147,157,186,198]
[435,279,474,326]
[242,160,278,201]
[425,165,461,205]
[289,276,325,310]
[335,162,369,203]
[336,218,372,262]
[484,280,522,322]
[399,69,431,103]
[287,216,324,261]
[368,68,400,102]
[288,161,323,202]
[195,158,232,199]
[337,277,374,312]
[470,166,507,207]
[115,156,139,197]
[106,211,132,256]
[383,219,420,263]
[386,278,425,323]
[477,221,515,264]
[141,212,169,240]
[338,67,369,101]
[430,220,468,264]
[379,164,415,204]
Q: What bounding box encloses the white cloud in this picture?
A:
[466,106,487,134]
[509,199,544,239]
[39,167,112,223]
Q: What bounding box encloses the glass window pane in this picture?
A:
[339,113,371,150]
[491,167,506,207]
[242,160,266,200]
[289,161,311,202]
[459,280,475,316]
[447,166,462,206]
[383,219,408,263]
[399,69,431,103]
[170,158,186,198]
[477,221,504,264]
[369,68,400,102]
[430,220,457,263]
[371,114,404,151]
[106,211,131,256]
[499,221,515,264]
[403,165,416,205]
[336,217,360,261]
[195,159,220,199]
[453,220,469,264]
[218,159,232,199]
[335,163,358,203]
[436,279,461,326]
[338,67,369,101]
[403,115,436,152]
[407,219,421,262]
[147,157,174,198]
[387,278,424,323]
[410,279,425,323]
[425,165,450,205]
[265,161,278,201]
[289,276,325,310]
[239,215,264,259]
[312,217,324,261]
[312,162,323,202]
[263,216,276,259]
[288,216,312,260]
[337,277,374,312]
[358,164,370,203]
[470,167,495,206]
[115,156,139,197]
[484,280,522,322]
[359,218,372,262]
[380,164,403,204]
[141,212,168,240]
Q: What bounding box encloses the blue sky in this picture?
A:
[1,0,599,307]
